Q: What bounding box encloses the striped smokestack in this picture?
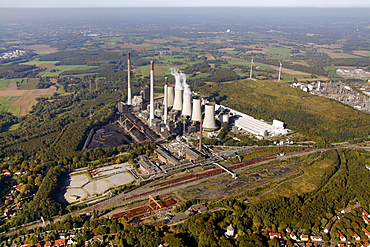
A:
[164,77,168,125]
[127,52,132,105]
[149,61,155,127]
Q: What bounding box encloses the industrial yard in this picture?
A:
[59,163,135,204]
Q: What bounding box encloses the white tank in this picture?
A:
[181,94,192,116]
[191,98,202,122]
[203,103,217,131]
[221,113,229,123]
[172,90,183,111]
[167,86,174,107]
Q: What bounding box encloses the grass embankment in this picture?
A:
[200,79,370,142]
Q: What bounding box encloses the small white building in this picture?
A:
[225,224,234,238]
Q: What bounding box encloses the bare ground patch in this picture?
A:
[180,163,296,200]
[204,53,215,60]
[24,45,59,54]
[36,63,56,68]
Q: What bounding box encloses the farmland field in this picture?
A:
[21,60,60,66]
[42,65,98,77]
[0,86,57,116]
[0,79,22,88]
[23,45,60,54]
[17,78,40,90]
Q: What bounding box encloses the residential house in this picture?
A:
[364,215,370,224]
[3,170,11,176]
[92,235,105,243]
[337,230,346,241]
[54,239,66,246]
[310,235,323,241]
[363,209,370,218]
[361,242,370,247]
[45,241,53,247]
[269,232,282,239]
[300,235,309,241]
[290,232,297,240]
[353,232,361,241]
[363,227,370,238]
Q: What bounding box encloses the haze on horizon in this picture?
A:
[1,0,370,8]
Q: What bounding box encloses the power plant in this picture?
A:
[117,55,291,154]
[117,57,220,148]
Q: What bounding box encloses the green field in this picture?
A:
[189,72,212,79]
[333,52,359,58]
[17,78,40,90]
[0,96,19,102]
[7,105,20,116]
[0,78,22,88]
[8,123,20,131]
[0,97,20,115]
[42,65,98,77]
[21,60,60,66]
[269,46,292,55]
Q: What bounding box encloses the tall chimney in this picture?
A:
[149,61,155,127]
[167,86,174,107]
[164,77,168,125]
[191,97,202,122]
[181,93,192,116]
[203,103,217,131]
[199,119,203,152]
[127,52,132,105]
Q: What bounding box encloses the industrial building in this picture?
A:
[155,149,181,166]
[138,158,161,175]
[216,105,290,137]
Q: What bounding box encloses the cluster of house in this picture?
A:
[20,235,107,247]
[0,50,26,60]
[262,209,370,247]
[2,170,23,176]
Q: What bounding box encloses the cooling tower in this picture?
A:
[172,90,183,111]
[203,103,217,131]
[191,98,202,122]
[181,94,192,116]
[167,86,174,107]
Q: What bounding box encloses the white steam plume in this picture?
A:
[170,68,183,91]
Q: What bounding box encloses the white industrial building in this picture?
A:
[217,105,290,137]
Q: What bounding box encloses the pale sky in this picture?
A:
[1,0,370,8]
